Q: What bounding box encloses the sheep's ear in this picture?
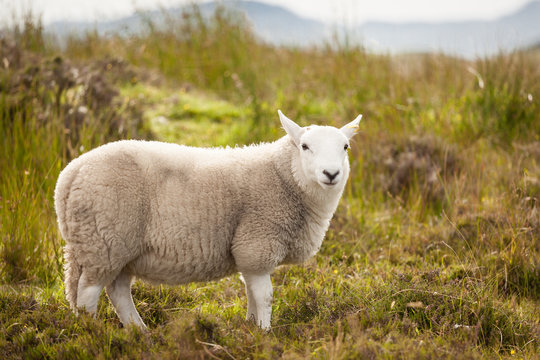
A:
[278,110,304,145]
[340,114,362,139]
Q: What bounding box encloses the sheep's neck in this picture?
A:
[270,137,344,264]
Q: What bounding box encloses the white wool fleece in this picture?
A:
[55,112,362,329]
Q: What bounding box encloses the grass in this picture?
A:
[1,7,539,359]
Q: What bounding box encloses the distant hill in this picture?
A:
[47,0,540,58]
[47,1,329,46]
[214,1,328,46]
[358,1,540,57]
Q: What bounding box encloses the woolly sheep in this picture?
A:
[54,110,362,329]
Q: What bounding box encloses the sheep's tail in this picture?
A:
[55,160,83,310]
[54,160,81,240]
[63,245,81,310]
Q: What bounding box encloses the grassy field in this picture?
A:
[1,8,539,359]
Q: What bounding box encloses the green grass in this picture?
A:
[1,7,539,359]
[122,84,257,146]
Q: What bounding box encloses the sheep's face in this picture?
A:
[296,127,350,189]
[279,111,362,190]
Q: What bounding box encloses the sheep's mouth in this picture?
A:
[322,181,337,186]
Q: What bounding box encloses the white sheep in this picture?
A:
[54,110,362,329]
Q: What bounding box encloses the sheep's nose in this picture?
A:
[323,170,340,182]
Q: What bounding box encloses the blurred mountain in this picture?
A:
[47,1,329,46]
[47,0,540,58]
[358,1,540,57]
[213,1,328,45]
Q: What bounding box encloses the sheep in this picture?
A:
[54,110,362,330]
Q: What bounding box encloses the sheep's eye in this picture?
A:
[301,144,309,151]
[344,144,349,150]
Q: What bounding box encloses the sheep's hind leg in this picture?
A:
[106,270,146,329]
[242,273,272,330]
[76,271,104,316]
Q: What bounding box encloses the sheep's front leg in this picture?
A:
[244,280,257,323]
[242,273,272,330]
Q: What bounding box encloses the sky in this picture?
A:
[0,0,533,26]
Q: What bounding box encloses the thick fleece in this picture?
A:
[56,139,338,294]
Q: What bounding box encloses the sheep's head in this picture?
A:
[278,110,362,191]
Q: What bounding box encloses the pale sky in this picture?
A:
[0,0,533,26]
